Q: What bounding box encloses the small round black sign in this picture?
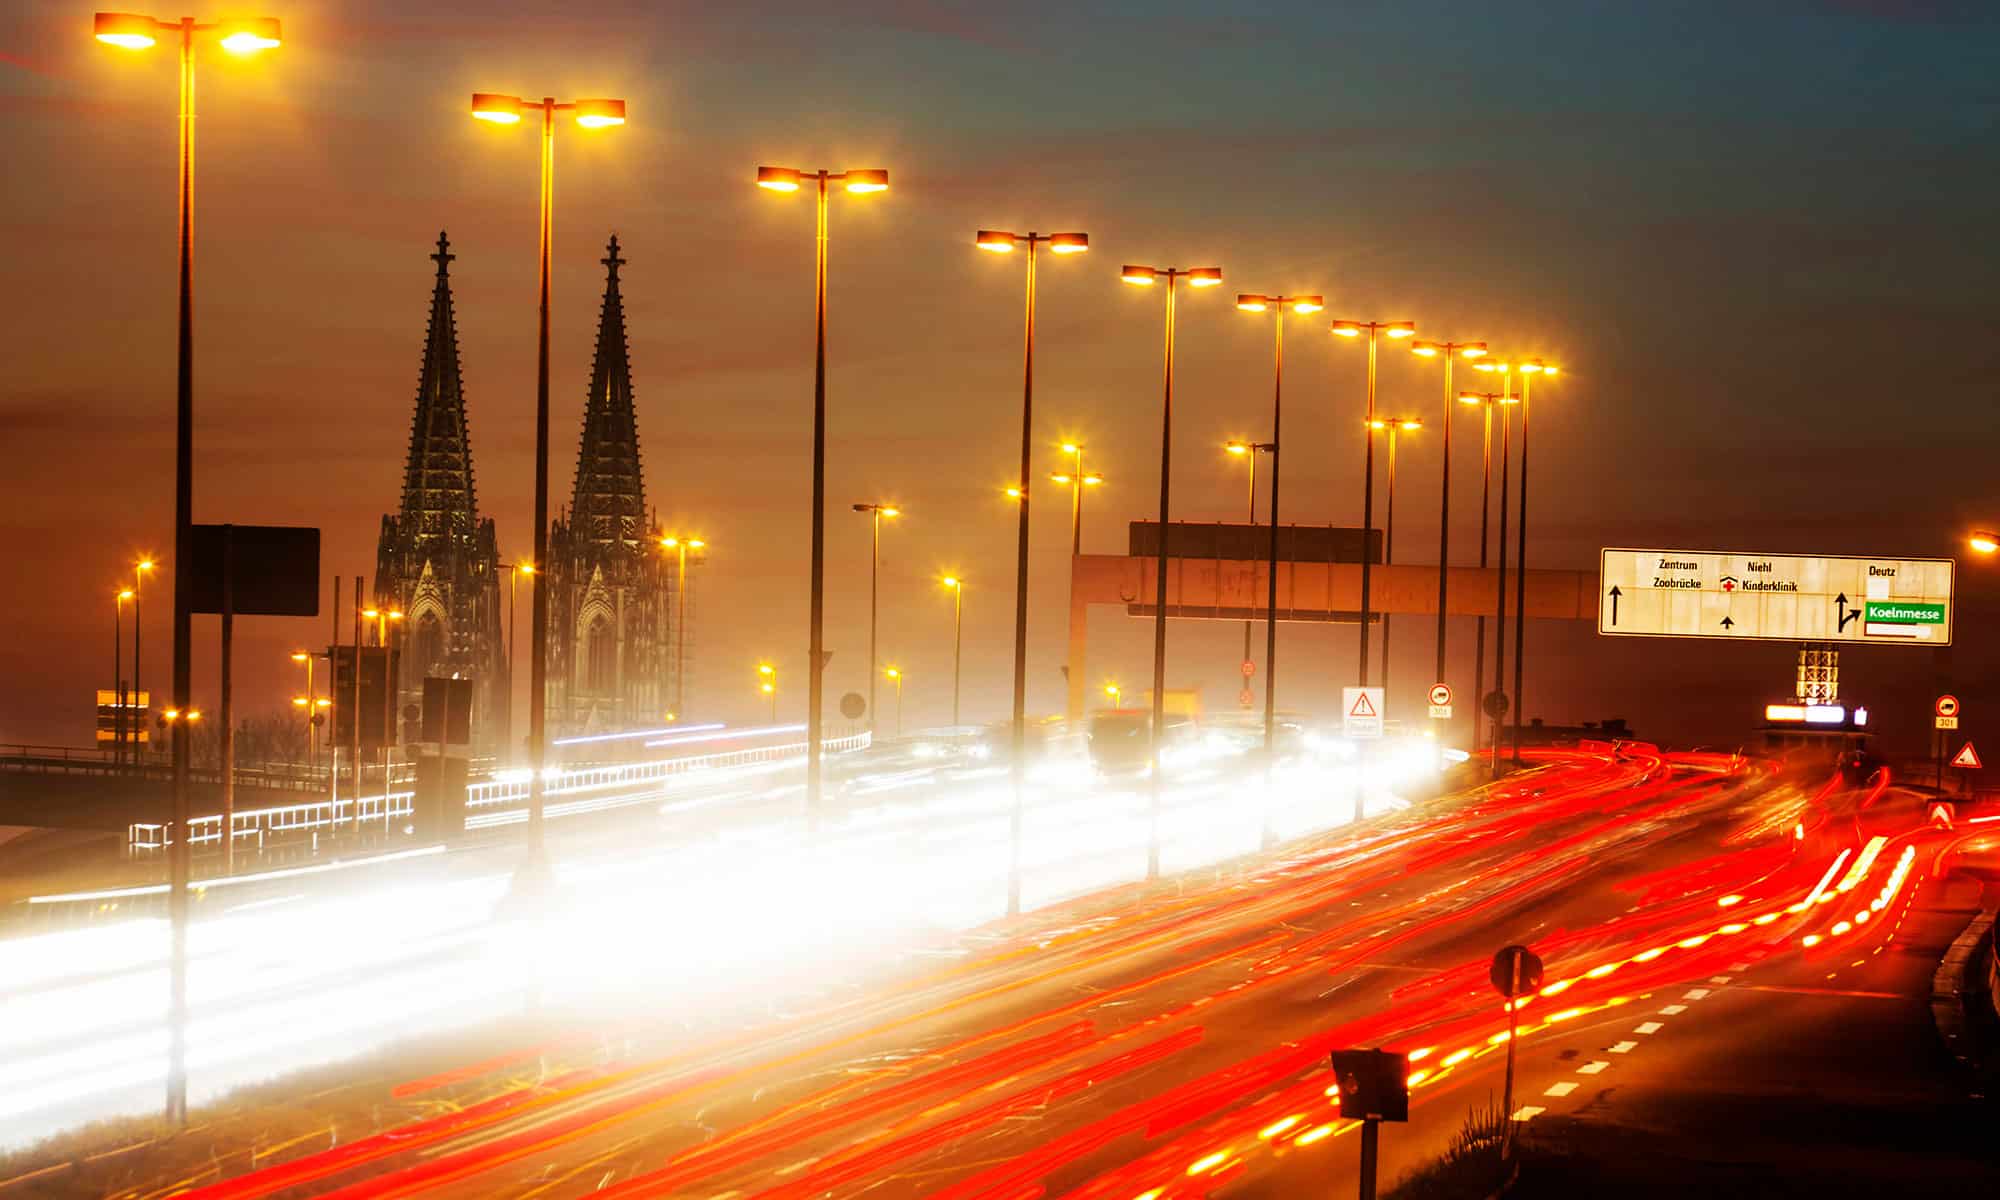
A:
[1490,944,1544,998]
[838,692,866,720]
[1483,690,1511,719]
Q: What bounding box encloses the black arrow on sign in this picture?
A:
[1720,616,1735,630]
[1608,585,1622,625]
[1835,592,1861,632]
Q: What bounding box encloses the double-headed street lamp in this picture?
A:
[1050,440,1103,558]
[1457,389,1515,749]
[471,91,626,872]
[756,661,778,723]
[1367,418,1423,695]
[1409,340,1487,713]
[1122,263,1222,881]
[977,227,1088,917]
[660,537,706,721]
[1331,320,1416,687]
[850,503,898,738]
[93,11,279,1127]
[1235,293,1322,793]
[1224,439,1276,700]
[940,575,966,726]
[757,165,888,834]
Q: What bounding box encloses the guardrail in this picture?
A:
[1,744,335,793]
[126,730,871,849]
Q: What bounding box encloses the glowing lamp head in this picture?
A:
[292,697,308,708]
[290,651,308,663]
[518,563,535,575]
[137,559,155,572]
[1399,419,1424,432]
[1460,343,1489,358]
[879,508,898,519]
[1971,530,2000,554]
[119,589,135,601]
[1187,267,1223,288]
[1049,232,1089,254]
[362,608,380,620]
[756,166,801,192]
[1366,419,1388,431]
[1060,442,1080,454]
[216,18,281,53]
[1518,361,1545,375]
[572,98,625,129]
[757,663,774,676]
[1083,473,1103,485]
[93,13,157,49]
[843,168,888,194]
[688,538,707,548]
[1225,441,1250,456]
[1236,294,1269,313]
[470,93,525,124]
[975,229,1017,253]
[760,682,774,695]
[1410,341,1440,357]
[1121,265,1158,286]
[885,667,900,679]
[1386,322,1416,338]
[1004,486,1022,500]
[1458,392,1485,405]
[1330,321,1361,338]
[942,576,961,589]
[1292,296,1325,315]
[661,536,678,547]
[1050,473,1073,484]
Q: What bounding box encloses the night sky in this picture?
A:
[3,0,1996,754]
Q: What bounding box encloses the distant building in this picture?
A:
[546,236,698,736]
[373,233,508,749]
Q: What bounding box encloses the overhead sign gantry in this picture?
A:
[1597,548,1954,645]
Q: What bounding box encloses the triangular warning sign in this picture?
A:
[1950,742,1982,769]
[1348,691,1378,718]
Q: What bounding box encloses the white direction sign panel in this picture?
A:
[1598,549,1954,646]
[1343,686,1384,739]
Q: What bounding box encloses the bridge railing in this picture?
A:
[128,788,416,850]
[1,744,333,793]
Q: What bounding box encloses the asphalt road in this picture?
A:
[166,743,1885,1200]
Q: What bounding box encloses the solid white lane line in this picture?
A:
[1543,1081,1579,1097]
[1609,1040,1639,1053]
[1635,1021,1664,1034]
[1658,1004,1688,1015]
[1576,1061,1610,1075]
[1512,1106,1546,1121]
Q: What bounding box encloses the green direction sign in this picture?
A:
[1864,601,1945,625]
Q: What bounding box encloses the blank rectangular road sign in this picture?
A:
[1598,548,1953,646]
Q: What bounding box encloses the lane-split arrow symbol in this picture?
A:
[1836,592,1860,633]
[1720,616,1735,630]
[1608,585,1622,625]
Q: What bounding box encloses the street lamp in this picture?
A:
[1330,319,1417,689]
[1225,439,1275,707]
[114,589,135,768]
[1367,418,1424,698]
[93,11,280,1126]
[1236,292,1321,817]
[131,558,154,770]
[850,504,898,739]
[758,164,888,836]
[290,649,316,774]
[472,90,624,874]
[659,537,706,721]
[884,666,904,738]
[360,607,403,798]
[1457,390,1515,751]
[1507,360,1557,765]
[757,661,777,723]
[941,576,966,726]
[976,227,1088,916]
[1473,360,1525,774]
[499,561,531,758]
[1410,340,1487,716]
[1051,441,1103,557]
[1971,531,1999,555]
[1123,262,1222,881]
[1104,682,1121,706]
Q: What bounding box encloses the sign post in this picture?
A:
[1490,943,1545,1160]
[1330,1047,1409,1200]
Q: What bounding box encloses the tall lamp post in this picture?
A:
[757,661,777,723]
[92,10,281,1126]
[1122,263,1222,881]
[976,228,1087,917]
[290,649,315,773]
[1330,319,1417,687]
[471,91,626,875]
[660,537,706,720]
[757,165,888,835]
[850,504,898,738]
[1368,418,1423,697]
[1472,360,1520,774]
[500,560,531,758]
[1224,440,1275,702]
[131,559,154,769]
[941,576,966,725]
[113,589,134,767]
[1457,390,1508,750]
[1409,340,1486,719]
[1235,293,1322,809]
[1052,441,1101,557]
[884,666,904,738]
[1509,360,1556,765]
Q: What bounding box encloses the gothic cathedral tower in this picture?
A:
[374,233,508,749]
[546,236,676,735]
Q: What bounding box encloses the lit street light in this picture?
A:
[290,649,317,775]
[1409,339,1487,719]
[1236,292,1322,835]
[1104,682,1121,706]
[757,661,777,723]
[1367,418,1424,698]
[977,227,1087,917]
[500,561,532,757]
[884,666,904,738]
[471,90,626,875]
[1473,360,1524,775]
[93,9,280,1125]
[1331,319,1416,691]
[1457,389,1514,750]
[1508,360,1557,765]
[1123,262,1222,880]
[1224,440,1275,707]
[1971,531,1999,555]
[113,588,134,769]
[660,537,707,720]
[757,165,888,835]
[850,504,898,739]
[1052,441,1102,557]
[941,575,966,725]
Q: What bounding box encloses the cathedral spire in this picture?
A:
[400,230,478,541]
[567,233,647,545]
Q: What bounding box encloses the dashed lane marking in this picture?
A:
[1658,1004,1688,1015]
[1609,1041,1640,1054]
[1543,1082,1579,1097]
[1512,1106,1546,1121]
[1576,1061,1610,1075]
[1634,1021,1663,1034]
[1683,987,1711,999]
